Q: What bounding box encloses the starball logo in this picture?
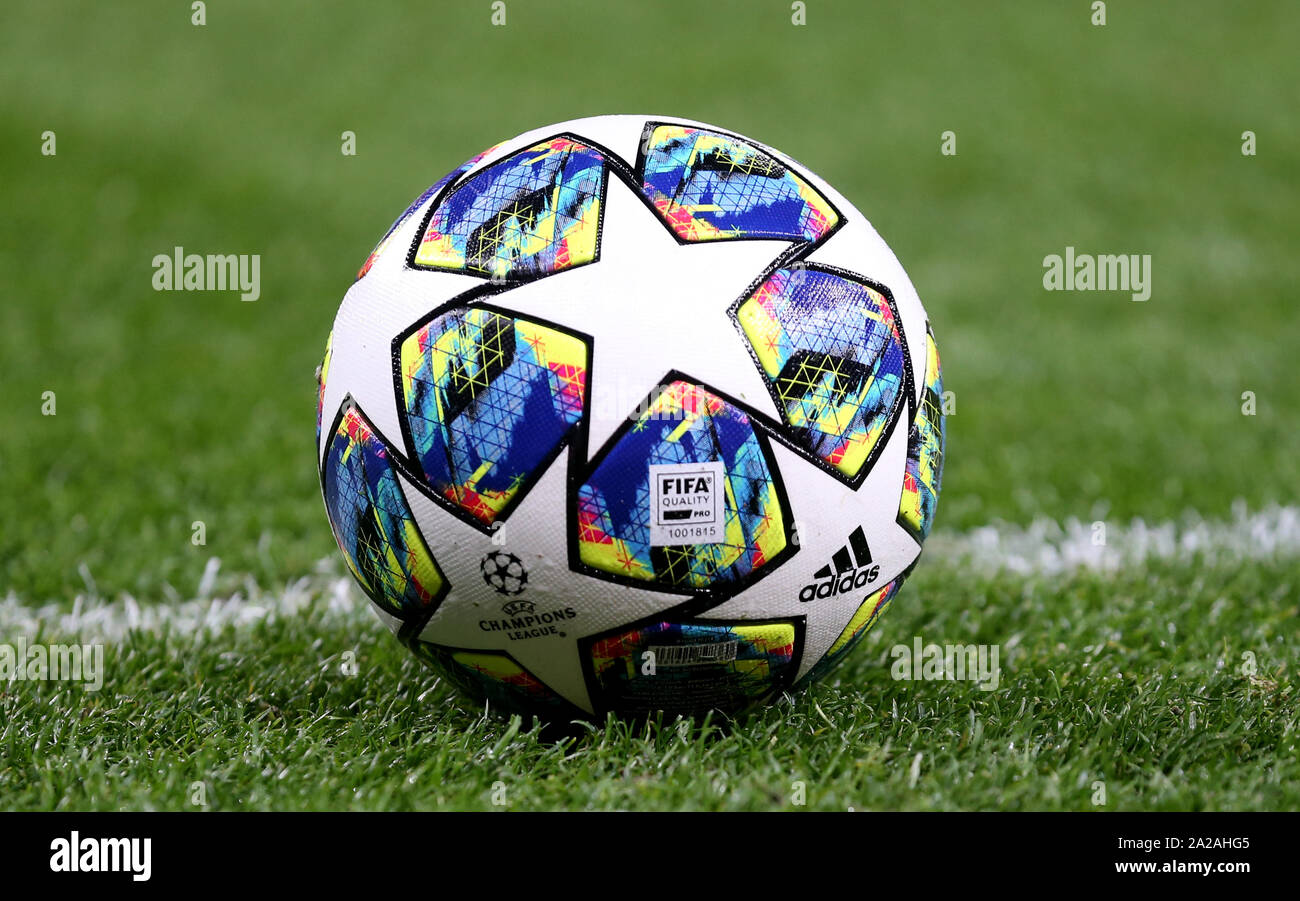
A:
[798,526,880,602]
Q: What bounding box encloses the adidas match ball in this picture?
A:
[317,115,944,719]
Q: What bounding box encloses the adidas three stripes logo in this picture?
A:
[799,526,882,602]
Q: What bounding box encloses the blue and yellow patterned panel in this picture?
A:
[577,381,787,589]
[587,620,797,716]
[413,136,605,279]
[315,330,332,447]
[400,307,587,525]
[795,578,903,689]
[321,407,446,621]
[410,642,580,718]
[899,326,944,541]
[638,124,838,243]
[357,144,499,280]
[736,267,906,480]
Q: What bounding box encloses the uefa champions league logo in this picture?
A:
[501,598,534,617]
[480,551,528,596]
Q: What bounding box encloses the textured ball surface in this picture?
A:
[317,115,944,719]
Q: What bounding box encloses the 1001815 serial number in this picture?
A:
[659,525,715,541]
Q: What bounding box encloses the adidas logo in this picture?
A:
[798,526,881,602]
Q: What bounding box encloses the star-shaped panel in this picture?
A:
[460,171,788,462]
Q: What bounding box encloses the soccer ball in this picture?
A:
[317,115,944,719]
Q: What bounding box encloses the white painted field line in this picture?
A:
[1,504,1296,641]
[926,501,1300,576]
[0,560,366,643]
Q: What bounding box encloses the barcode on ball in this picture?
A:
[649,641,739,667]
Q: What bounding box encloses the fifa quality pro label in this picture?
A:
[648,461,726,546]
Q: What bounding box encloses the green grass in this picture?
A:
[3,555,1296,811]
[1,0,1297,810]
